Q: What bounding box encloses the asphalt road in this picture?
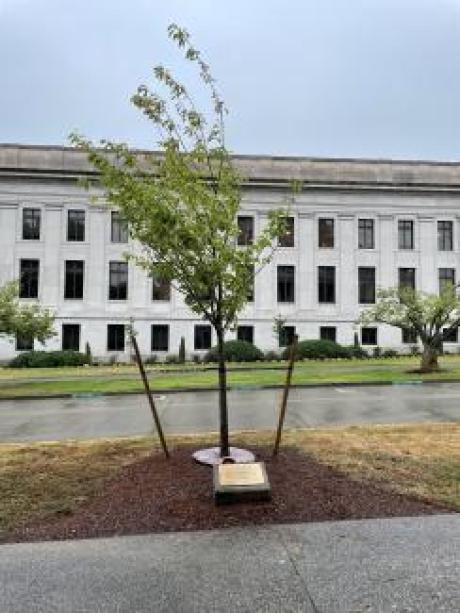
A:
[0,382,459,442]
[1,515,459,612]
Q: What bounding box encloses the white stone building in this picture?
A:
[1,143,460,361]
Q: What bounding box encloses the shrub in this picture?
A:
[264,350,281,362]
[165,354,180,364]
[372,346,382,358]
[382,348,398,358]
[204,340,264,363]
[191,353,202,364]
[178,337,186,363]
[144,354,158,365]
[85,342,93,365]
[282,339,352,361]
[345,345,368,359]
[9,350,90,368]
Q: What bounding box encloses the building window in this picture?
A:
[194,325,211,350]
[111,211,128,243]
[361,327,377,345]
[22,208,41,240]
[358,267,376,304]
[237,216,254,245]
[151,325,169,351]
[279,325,296,347]
[109,262,128,300]
[152,275,171,301]
[438,221,453,251]
[320,326,336,342]
[16,333,33,351]
[398,220,414,250]
[64,261,84,300]
[439,268,456,294]
[318,218,334,248]
[443,327,458,343]
[277,265,295,303]
[107,324,125,351]
[67,210,85,242]
[19,259,39,298]
[246,266,254,302]
[402,328,418,344]
[318,266,335,303]
[399,268,416,290]
[237,325,254,344]
[62,324,80,351]
[358,218,374,249]
[278,217,294,247]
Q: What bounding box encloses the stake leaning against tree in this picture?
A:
[72,24,292,462]
[273,335,298,456]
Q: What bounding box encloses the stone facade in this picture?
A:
[1,144,460,361]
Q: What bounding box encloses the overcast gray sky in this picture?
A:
[2,0,460,160]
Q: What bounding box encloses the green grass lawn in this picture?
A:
[2,356,460,398]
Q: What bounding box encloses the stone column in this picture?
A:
[42,205,62,307]
[418,216,436,293]
[378,214,395,289]
[338,214,355,317]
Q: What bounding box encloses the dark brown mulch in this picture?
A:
[10,445,452,543]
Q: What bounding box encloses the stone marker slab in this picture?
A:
[213,461,271,505]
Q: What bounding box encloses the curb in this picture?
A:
[0,377,459,402]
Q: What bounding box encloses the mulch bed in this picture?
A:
[9,445,452,543]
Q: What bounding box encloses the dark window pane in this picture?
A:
[111,211,128,243]
[62,324,80,351]
[237,216,254,246]
[361,327,377,345]
[64,260,84,299]
[67,210,85,241]
[358,267,375,304]
[438,221,453,251]
[318,218,334,248]
[279,326,295,347]
[439,268,456,294]
[443,327,458,343]
[109,262,128,300]
[277,266,295,303]
[22,208,41,240]
[399,268,416,290]
[19,259,39,298]
[278,217,295,247]
[237,326,254,344]
[398,220,413,250]
[320,326,336,342]
[318,266,335,303]
[194,325,211,350]
[402,328,418,344]
[151,325,169,351]
[107,324,125,351]
[246,266,254,302]
[358,218,374,249]
[152,275,171,301]
[16,333,33,351]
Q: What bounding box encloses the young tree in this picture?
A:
[71,24,289,457]
[0,281,55,345]
[360,286,460,372]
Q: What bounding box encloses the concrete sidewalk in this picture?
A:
[1,514,458,612]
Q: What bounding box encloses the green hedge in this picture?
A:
[204,340,264,363]
[282,339,353,360]
[9,350,90,368]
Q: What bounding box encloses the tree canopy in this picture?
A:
[360,286,460,371]
[0,281,55,344]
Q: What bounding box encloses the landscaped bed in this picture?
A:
[1,424,458,543]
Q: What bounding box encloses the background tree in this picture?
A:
[360,286,460,372]
[0,281,55,345]
[71,24,289,457]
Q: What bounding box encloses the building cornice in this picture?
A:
[2,143,460,193]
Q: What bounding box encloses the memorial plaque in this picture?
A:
[218,462,265,486]
[213,461,271,505]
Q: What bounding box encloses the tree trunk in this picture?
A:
[420,344,440,373]
[216,326,230,457]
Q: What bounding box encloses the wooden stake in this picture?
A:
[130,332,170,458]
[273,334,298,456]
